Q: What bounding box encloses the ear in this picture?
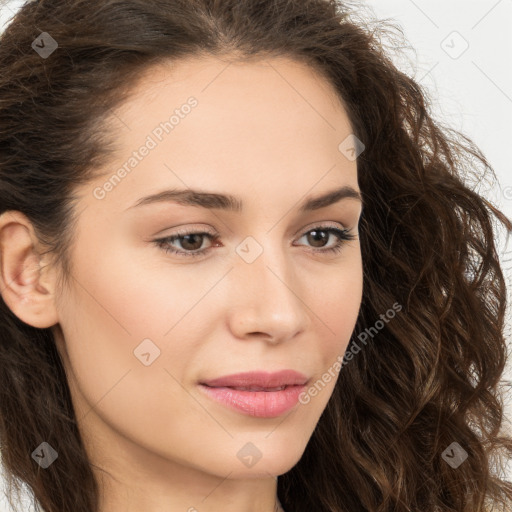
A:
[0,210,59,328]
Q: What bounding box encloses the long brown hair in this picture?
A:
[1,1,511,511]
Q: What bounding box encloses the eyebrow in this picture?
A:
[126,185,362,213]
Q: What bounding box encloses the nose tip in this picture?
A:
[227,256,309,343]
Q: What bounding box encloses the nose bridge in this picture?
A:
[228,232,309,339]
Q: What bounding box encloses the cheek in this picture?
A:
[311,257,363,354]
[294,267,362,411]
[66,225,219,342]
[55,245,213,460]
[55,235,208,416]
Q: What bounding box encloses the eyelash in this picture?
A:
[153,225,357,259]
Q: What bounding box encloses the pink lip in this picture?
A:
[198,370,309,418]
[198,384,306,418]
[200,370,308,388]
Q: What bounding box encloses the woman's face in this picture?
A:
[51,55,363,503]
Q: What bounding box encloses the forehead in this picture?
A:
[115,54,350,134]
[81,55,358,215]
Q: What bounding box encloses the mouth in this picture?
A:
[198,382,308,418]
[197,370,309,417]
[199,369,309,389]
[201,384,290,391]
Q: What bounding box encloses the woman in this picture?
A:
[0,1,511,511]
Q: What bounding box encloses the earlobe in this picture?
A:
[0,210,59,329]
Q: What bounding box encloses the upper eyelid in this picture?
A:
[158,220,351,238]
[158,221,350,240]
[158,222,354,246]
[153,223,358,259]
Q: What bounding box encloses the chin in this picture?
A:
[224,440,307,479]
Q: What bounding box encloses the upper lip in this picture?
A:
[200,370,309,388]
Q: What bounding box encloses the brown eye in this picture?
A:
[153,225,356,259]
[295,226,357,254]
[305,229,330,248]
[153,230,217,258]
[176,233,206,251]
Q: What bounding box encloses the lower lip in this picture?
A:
[198,384,306,418]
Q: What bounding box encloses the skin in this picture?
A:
[0,55,363,512]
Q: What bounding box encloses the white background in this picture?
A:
[363,0,512,483]
[0,0,511,509]
[362,0,512,417]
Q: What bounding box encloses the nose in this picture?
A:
[226,243,310,344]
